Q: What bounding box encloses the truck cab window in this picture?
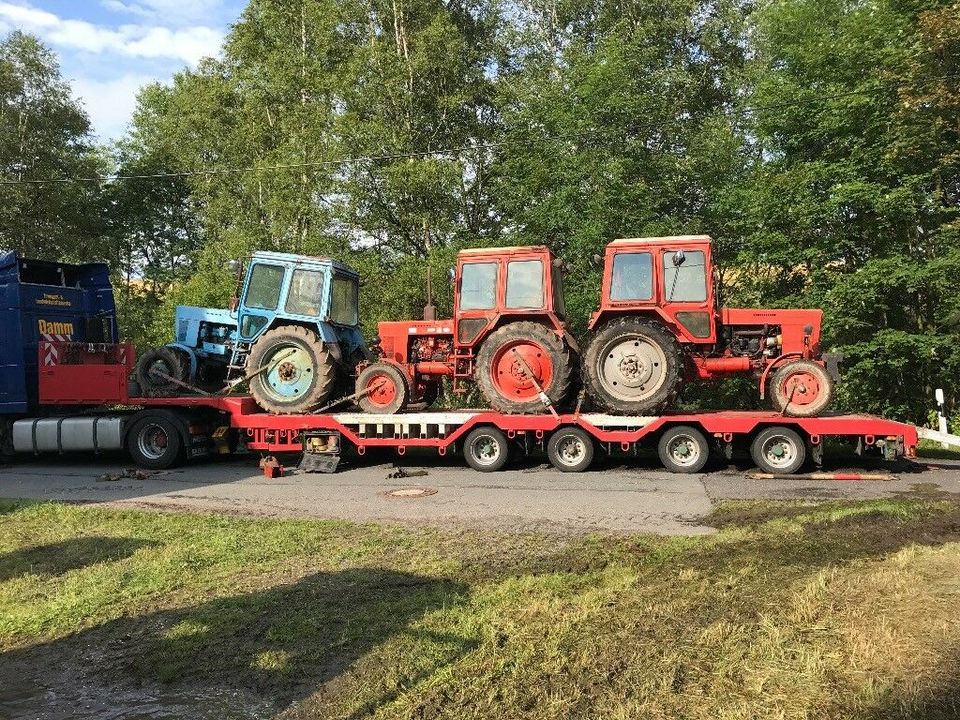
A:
[330,275,359,325]
[506,259,544,309]
[459,262,497,310]
[663,250,707,302]
[244,264,284,311]
[610,252,653,301]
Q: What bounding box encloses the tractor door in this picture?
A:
[454,259,499,348]
[658,246,716,343]
[237,260,286,342]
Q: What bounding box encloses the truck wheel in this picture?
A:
[583,317,683,415]
[135,347,187,396]
[463,426,510,472]
[751,426,806,474]
[474,322,573,414]
[356,362,409,414]
[127,414,184,469]
[658,425,709,473]
[248,326,335,414]
[547,427,594,472]
[769,360,833,417]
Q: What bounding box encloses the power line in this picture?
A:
[2,72,957,187]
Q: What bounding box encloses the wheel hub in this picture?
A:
[559,437,583,462]
[366,374,397,407]
[277,361,299,382]
[781,371,821,406]
[599,337,666,401]
[264,346,314,399]
[492,341,551,400]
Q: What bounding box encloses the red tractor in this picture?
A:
[582,235,840,417]
[356,246,577,414]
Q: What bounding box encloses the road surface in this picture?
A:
[3,450,959,534]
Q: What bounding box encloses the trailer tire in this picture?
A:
[475,322,573,414]
[658,425,710,473]
[547,427,594,472]
[751,426,806,474]
[127,414,184,469]
[583,317,683,414]
[462,426,510,472]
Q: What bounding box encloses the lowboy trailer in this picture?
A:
[3,339,918,475]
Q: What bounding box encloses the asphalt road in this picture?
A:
[4,450,960,534]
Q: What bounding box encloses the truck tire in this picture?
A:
[356,362,409,414]
[462,426,510,472]
[474,322,573,414]
[658,425,709,473]
[135,347,187,396]
[127,414,184,469]
[751,426,806,474]
[583,317,683,415]
[547,426,594,472]
[769,360,833,417]
[248,326,335,414]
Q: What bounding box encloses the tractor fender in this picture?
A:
[165,342,199,383]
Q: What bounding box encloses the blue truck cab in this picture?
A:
[0,251,117,414]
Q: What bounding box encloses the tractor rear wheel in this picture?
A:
[474,322,573,414]
[769,360,833,417]
[247,326,335,414]
[583,317,683,414]
[135,347,188,396]
[356,362,409,414]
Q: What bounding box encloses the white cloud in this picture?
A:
[101,0,228,27]
[72,73,159,140]
[0,2,223,65]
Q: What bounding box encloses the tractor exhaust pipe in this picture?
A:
[423,266,436,321]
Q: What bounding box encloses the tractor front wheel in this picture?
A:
[769,360,833,417]
[135,347,188,397]
[582,318,683,414]
[474,322,573,414]
[247,326,335,414]
[356,362,409,414]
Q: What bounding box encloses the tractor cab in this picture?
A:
[589,235,717,344]
[453,246,567,349]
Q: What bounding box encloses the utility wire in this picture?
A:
[2,72,957,187]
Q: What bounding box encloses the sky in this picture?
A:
[0,0,246,141]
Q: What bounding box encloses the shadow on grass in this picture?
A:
[0,568,471,719]
[0,536,158,582]
[869,649,960,720]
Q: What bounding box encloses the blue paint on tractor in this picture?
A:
[0,251,117,414]
[163,251,366,386]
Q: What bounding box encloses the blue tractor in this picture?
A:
[135,251,368,414]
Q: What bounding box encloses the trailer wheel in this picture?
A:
[547,427,594,472]
[127,414,184,469]
[462,426,510,472]
[751,426,806,474]
[658,425,710,473]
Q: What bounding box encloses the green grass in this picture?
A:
[2,499,960,719]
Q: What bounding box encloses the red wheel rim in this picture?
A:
[490,340,553,401]
[779,370,822,406]
[366,373,398,408]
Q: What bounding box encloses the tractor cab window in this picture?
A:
[663,250,707,302]
[459,262,497,310]
[610,252,653,301]
[330,274,359,325]
[552,264,566,318]
[285,269,325,316]
[244,263,285,311]
[506,259,544,309]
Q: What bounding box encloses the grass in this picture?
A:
[1,499,960,718]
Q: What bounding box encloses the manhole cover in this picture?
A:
[385,486,437,498]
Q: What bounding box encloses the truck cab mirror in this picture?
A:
[672,250,686,267]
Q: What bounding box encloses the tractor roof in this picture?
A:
[458,245,552,256]
[608,234,712,247]
[251,250,359,277]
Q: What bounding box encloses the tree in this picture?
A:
[0,32,107,260]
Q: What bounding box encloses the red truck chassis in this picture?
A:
[9,341,918,474]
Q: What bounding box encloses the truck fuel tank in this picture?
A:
[12,416,125,453]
